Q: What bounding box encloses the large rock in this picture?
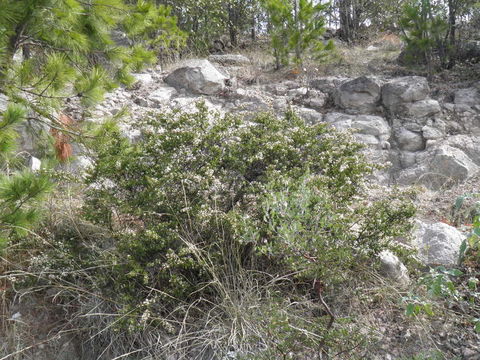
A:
[454,87,480,107]
[400,99,441,118]
[442,135,480,165]
[395,128,424,152]
[165,59,228,95]
[324,113,391,143]
[334,76,381,114]
[398,145,479,189]
[309,76,349,95]
[428,146,479,188]
[208,54,250,66]
[379,250,410,285]
[382,77,430,113]
[413,221,465,266]
[147,87,177,107]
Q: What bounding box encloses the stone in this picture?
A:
[132,73,154,86]
[324,113,390,141]
[454,87,480,107]
[399,99,441,118]
[413,221,465,266]
[422,125,444,140]
[395,128,424,152]
[306,94,328,110]
[134,97,149,107]
[382,76,430,113]
[0,93,8,112]
[208,54,251,66]
[442,135,480,166]
[334,76,382,114]
[354,134,380,145]
[424,145,479,189]
[295,107,323,124]
[379,250,410,285]
[29,156,41,171]
[148,87,178,107]
[399,151,417,168]
[287,87,308,97]
[165,59,228,95]
[309,76,348,94]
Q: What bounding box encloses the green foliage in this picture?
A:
[0,0,186,117]
[399,0,449,69]
[0,104,52,250]
[262,0,333,68]
[83,105,415,321]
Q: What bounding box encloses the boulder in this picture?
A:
[395,128,424,152]
[413,221,465,266]
[422,125,444,140]
[454,87,480,107]
[334,76,382,114]
[147,87,177,107]
[165,59,228,95]
[399,99,441,118]
[442,135,480,166]
[132,73,154,86]
[379,250,410,285]
[382,77,430,113]
[309,76,349,95]
[294,107,323,124]
[324,113,390,142]
[208,54,251,66]
[428,146,479,188]
[303,91,328,110]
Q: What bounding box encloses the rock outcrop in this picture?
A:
[413,221,465,266]
[165,59,229,95]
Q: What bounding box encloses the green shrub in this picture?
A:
[83,104,414,313]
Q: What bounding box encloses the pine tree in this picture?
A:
[0,103,52,249]
[0,0,186,249]
[262,0,333,69]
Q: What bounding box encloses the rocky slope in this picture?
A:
[52,54,478,270]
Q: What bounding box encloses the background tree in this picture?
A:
[263,0,333,69]
[0,0,185,249]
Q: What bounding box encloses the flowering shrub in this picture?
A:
[84,103,415,316]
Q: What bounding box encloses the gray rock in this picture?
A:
[28,156,41,171]
[132,73,154,86]
[148,87,178,107]
[382,76,430,113]
[454,87,480,107]
[0,93,8,112]
[413,221,465,266]
[325,113,390,140]
[165,59,228,95]
[395,128,424,152]
[399,151,417,168]
[295,107,323,124]
[442,135,480,166]
[334,76,382,114]
[306,95,328,110]
[309,76,348,94]
[208,54,251,66]
[287,87,308,97]
[379,250,410,285]
[422,125,444,140]
[423,145,478,189]
[399,99,441,118]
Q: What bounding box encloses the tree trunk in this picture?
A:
[447,0,457,67]
[0,23,25,87]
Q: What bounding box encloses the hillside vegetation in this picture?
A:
[1,1,480,359]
